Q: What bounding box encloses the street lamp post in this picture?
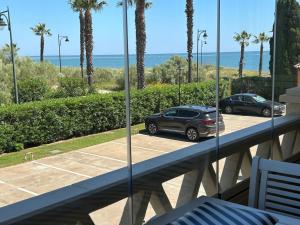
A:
[0,7,18,104]
[201,40,207,66]
[196,29,208,82]
[177,65,183,105]
[58,35,69,73]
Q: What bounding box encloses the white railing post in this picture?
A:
[119,191,151,225]
[176,161,208,207]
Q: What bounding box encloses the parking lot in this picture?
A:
[0,114,270,223]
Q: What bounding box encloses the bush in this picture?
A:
[53,77,89,98]
[0,124,15,153]
[16,78,50,103]
[115,66,138,90]
[231,76,272,99]
[14,143,24,151]
[0,81,230,152]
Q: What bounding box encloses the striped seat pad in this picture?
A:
[168,201,278,225]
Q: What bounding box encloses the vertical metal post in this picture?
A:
[58,35,62,73]
[201,41,203,66]
[122,0,133,224]
[178,66,182,105]
[196,30,199,83]
[216,0,221,198]
[271,0,278,160]
[7,7,18,104]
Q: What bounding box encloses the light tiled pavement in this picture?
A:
[0,114,270,223]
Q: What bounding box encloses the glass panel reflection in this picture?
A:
[272,0,300,161]
[127,0,219,223]
[218,0,275,194]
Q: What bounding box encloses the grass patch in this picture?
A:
[0,123,145,168]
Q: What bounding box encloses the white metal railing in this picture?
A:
[1,115,300,225]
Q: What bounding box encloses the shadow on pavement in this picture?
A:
[139,129,214,143]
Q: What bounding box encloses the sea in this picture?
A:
[31,51,271,72]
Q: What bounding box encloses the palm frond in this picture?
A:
[233,33,241,42]
[31,23,52,36]
[82,0,107,11]
[117,0,150,8]
[69,0,85,12]
[117,0,134,7]
[252,35,259,44]
[145,1,152,9]
[252,32,270,44]
[234,31,251,45]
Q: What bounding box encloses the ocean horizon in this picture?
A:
[30,51,271,72]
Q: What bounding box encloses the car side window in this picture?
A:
[177,110,199,118]
[243,96,255,103]
[164,109,177,117]
[231,95,241,101]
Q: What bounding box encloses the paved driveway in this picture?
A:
[0,114,270,223]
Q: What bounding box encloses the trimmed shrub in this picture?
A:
[53,77,88,98]
[0,124,15,153]
[16,78,50,103]
[0,81,230,152]
[231,76,272,99]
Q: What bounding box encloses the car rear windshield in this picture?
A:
[177,110,199,118]
[203,111,221,119]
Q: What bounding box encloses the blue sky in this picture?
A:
[0,0,275,56]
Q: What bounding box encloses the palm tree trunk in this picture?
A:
[239,44,245,78]
[40,35,44,62]
[186,0,194,83]
[85,9,94,86]
[135,0,146,90]
[80,10,85,79]
[259,42,263,76]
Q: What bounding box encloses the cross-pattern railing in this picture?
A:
[1,115,300,225]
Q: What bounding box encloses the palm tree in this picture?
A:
[82,0,106,86]
[253,32,270,76]
[118,0,152,89]
[186,0,194,83]
[69,0,86,79]
[233,31,251,78]
[31,23,52,62]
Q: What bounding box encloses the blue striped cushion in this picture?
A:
[168,202,278,225]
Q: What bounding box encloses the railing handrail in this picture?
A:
[1,115,300,225]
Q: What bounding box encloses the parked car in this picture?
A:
[219,93,285,117]
[144,105,225,141]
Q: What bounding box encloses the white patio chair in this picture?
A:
[249,156,300,218]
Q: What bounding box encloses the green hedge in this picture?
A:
[16,78,49,103]
[0,80,230,153]
[231,76,273,99]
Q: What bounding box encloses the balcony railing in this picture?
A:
[1,115,300,225]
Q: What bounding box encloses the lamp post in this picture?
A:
[58,35,69,73]
[0,7,18,104]
[196,29,208,82]
[201,40,207,66]
[177,65,184,105]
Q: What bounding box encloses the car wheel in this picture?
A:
[262,108,271,117]
[147,123,158,135]
[224,106,233,114]
[186,128,199,142]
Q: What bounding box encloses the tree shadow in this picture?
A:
[139,129,214,143]
[226,112,283,118]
